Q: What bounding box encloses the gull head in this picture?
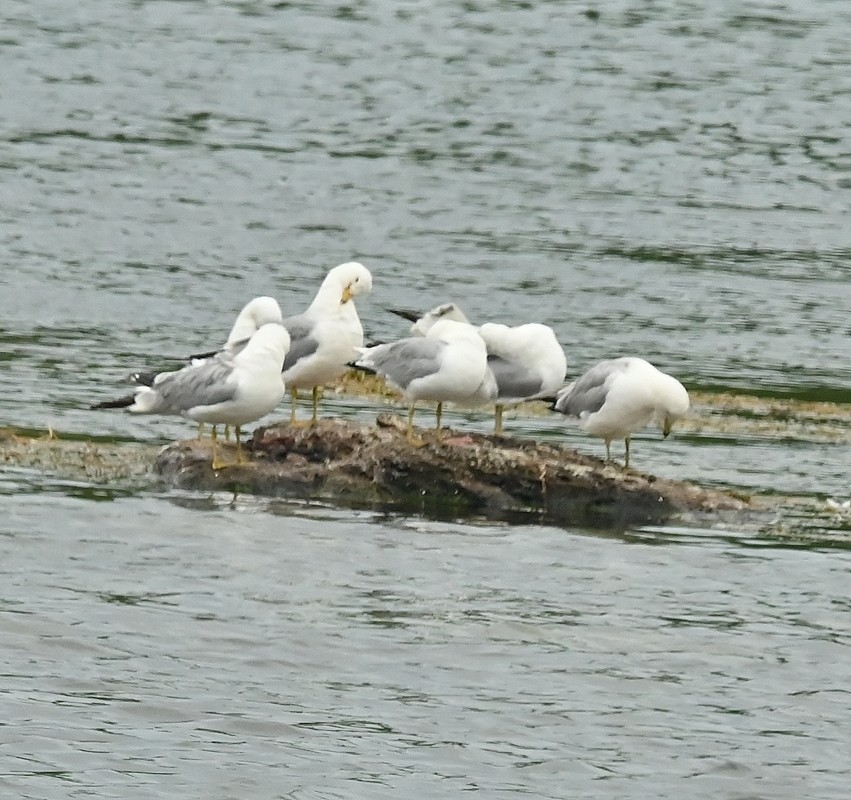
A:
[658,375,690,437]
[411,302,470,335]
[333,261,372,304]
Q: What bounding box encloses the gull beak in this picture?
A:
[341,285,354,304]
[662,415,673,438]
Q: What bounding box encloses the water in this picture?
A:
[1,1,850,797]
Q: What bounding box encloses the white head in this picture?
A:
[310,261,373,311]
[425,318,487,351]
[236,322,291,369]
[225,296,283,348]
[657,373,690,437]
[411,302,470,336]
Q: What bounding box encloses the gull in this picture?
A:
[132,295,283,440]
[551,357,690,468]
[92,323,290,469]
[390,304,567,435]
[353,318,497,443]
[281,261,372,425]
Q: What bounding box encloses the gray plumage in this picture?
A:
[144,358,238,414]
[487,355,546,401]
[281,314,321,373]
[554,358,632,417]
[361,338,446,390]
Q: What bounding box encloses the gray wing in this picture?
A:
[488,355,545,401]
[282,313,320,372]
[366,338,446,390]
[553,358,630,417]
[153,358,238,413]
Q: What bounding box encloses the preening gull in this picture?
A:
[281,261,372,424]
[354,318,497,443]
[478,322,567,435]
[93,323,290,469]
[551,357,690,468]
[391,304,568,435]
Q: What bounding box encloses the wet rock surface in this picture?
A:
[153,414,749,529]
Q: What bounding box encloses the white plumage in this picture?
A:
[552,357,690,468]
[355,319,497,441]
[390,303,567,434]
[281,261,373,424]
[95,323,290,468]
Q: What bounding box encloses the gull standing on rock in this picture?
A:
[131,295,284,440]
[281,261,372,425]
[353,318,497,443]
[93,323,291,469]
[390,303,568,435]
[551,357,690,468]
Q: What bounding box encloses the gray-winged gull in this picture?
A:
[281,261,372,425]
[93,323,290,468]
[551,357,690,468]
[354,318,497,443]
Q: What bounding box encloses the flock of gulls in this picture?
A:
[93,261,691,470]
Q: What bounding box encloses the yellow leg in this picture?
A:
[494,404,504,436]
[311,386,321,425]
[211,426,227,470]
[39,425,58,441]
[235,425,246,464]
[624,437,631,469]
[405,404,425,446]
[223,424,231,442]
[289,388,299,425]
[435,401,443,432]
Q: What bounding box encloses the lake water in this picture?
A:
[1,1,850,797]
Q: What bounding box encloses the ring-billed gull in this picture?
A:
[390,304,567,435]
[354,318,497,443]
[282,261,372,425]
[93,323,290,469]
[551,357,690,468]
[131,295,283,441]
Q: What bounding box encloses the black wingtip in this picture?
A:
[187,349,218,361]
[91,394,136,410]
[347,361,376,375]
[387,307,420,323]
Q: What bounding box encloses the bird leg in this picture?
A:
[311,386,321,426]
[624,436,631,469]
[38,425,58,441]
[406,404,425,447]
[196,422,206,440]
[223,424,231,442]
[433,401,444,438]
[235,425,246,464]
[604,438,612,463]
[289,388,299,425]
[211,426,227,470]
[494,404,504,436]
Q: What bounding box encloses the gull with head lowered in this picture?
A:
[281,261,373,425]
[551,356,690,468]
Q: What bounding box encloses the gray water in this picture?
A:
[1,1,850,797]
